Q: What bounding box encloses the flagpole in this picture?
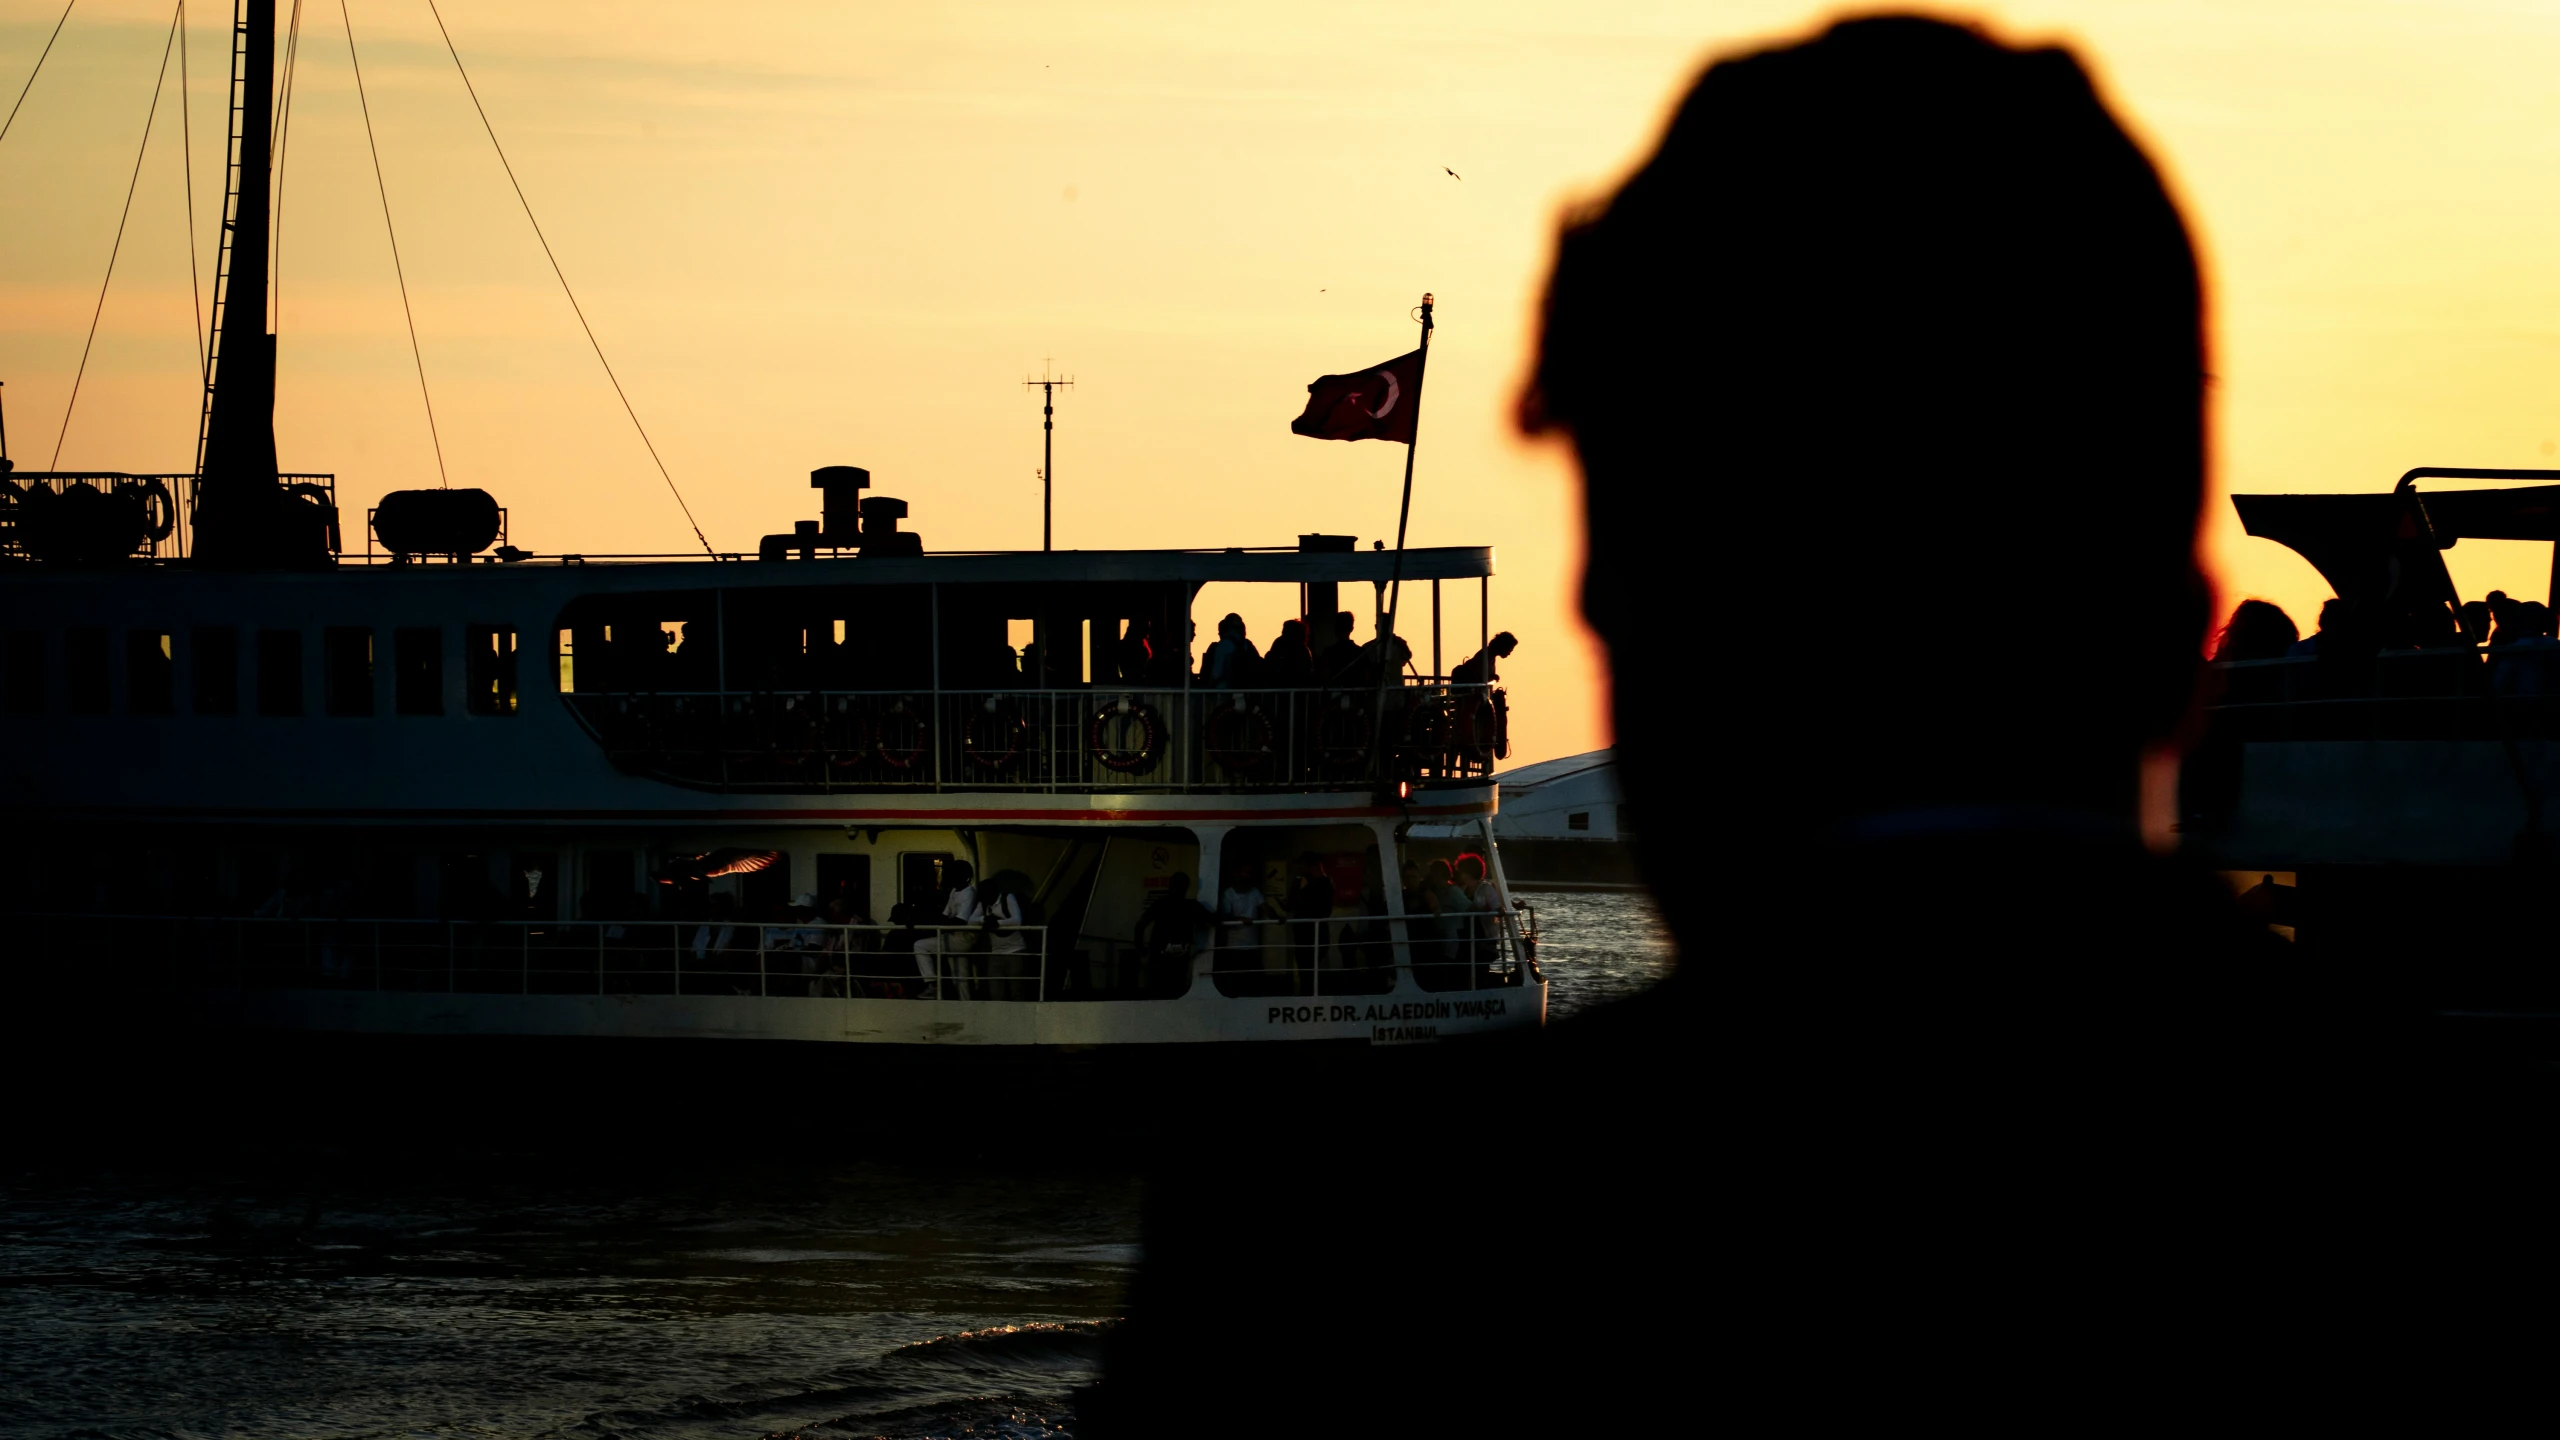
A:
[1370,293,1433,793]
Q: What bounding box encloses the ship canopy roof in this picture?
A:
[2232,469,2560,638]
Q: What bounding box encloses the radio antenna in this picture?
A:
[1023,358,1073,551]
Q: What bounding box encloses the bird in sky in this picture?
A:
[1444,166,1461,179]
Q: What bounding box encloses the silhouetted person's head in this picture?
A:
[1165,872,1190,900]
[1528,16,2207,878]
[946,861,973,890]
[1219,613,1246,642]
[1455,854,1487,886]
[2213,600,2298,663]
[2460,600,2492,646]
[2524,601,2555,638]
[2316,599,2348,635]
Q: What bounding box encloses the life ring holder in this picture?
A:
[874,697,930,770]
[964,695,1028,770]
[1203,700,1275,773]
[1088,696,1161,774]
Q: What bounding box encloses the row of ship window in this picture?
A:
[0,625,522,718]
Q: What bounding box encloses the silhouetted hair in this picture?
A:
[1527,16,2207,861]
[2213,599,2298,663]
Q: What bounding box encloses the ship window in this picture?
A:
[257,629,304,716]
[467,625,518,715]
[1567,812,1590,832]
[395,627,442,715]
[65,627,109,714]
[555,591,720,694]
[325,628,375,716]
[127,631,173,715]
[900,851,955,908]
[579,849,637,919]
[4,630,43,715]
[192,627,239,714]
[816,853,872,917]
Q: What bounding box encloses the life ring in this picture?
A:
[1204,700,1274,772]
[875,697,930,770]
[1088,697,1161,773]
[1317,695,1371,775]
[112,477,176,542]
[1457,695,1498,764]
[964,695,1027,770]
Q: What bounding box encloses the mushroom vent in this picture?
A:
[373,488,503,559]
[860,495,922,556]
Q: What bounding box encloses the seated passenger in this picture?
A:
[912,861,979,996]
[1263,620,1316,688]
[1450,631,1519,686]
[1201,614,1264,689]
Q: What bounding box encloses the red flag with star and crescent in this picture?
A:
[1289,349,1424,444]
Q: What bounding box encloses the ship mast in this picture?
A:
[193,0,320,566]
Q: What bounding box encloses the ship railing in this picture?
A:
[1198,914,1526,998]
[17,912,1530,1001]
[563,684,1508,791]
[0,472,339,564]
[2202,650,2560,741]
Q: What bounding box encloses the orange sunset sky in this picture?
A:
[7,0,2560,764]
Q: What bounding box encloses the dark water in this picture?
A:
[0,893,1669,1440]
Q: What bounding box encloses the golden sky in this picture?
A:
[9,1,2560,764]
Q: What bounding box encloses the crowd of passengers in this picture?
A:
[2212,592,2560,698]
[596,852,1516,1001]
[1195,612,1517,690]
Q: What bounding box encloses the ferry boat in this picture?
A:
[0,0,1542,1073]
[2192,465,2560,1026]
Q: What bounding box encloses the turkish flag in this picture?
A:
[1289,349,1424,444]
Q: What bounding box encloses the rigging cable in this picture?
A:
[52,0,182,468]
[420,0,714,556]
[339,0,446,486]
[0,0,74,148]
[267,0,304,331]
[178,0,204,386]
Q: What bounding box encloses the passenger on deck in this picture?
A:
[1317,611,1365,686]
[1286,854,1333,988]
[2212,602,2297,663]
[1262,620,1316,688]
[2489,590,2521,647]
[2286,599,2344,658]
[1215,861,1279,988]
[1116,620,1157,682]
[1137,874,1212,994]
[912,860,978,995]
[1201,614,1264,689]
[1450,631,1519,686]
[2493,601,2560,698]
[1354,630,1414,688]
[2459,600,2493,648]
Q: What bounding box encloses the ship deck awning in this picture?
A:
[2231,470,2560,626]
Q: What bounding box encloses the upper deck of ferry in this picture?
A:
[0,468,1518,814]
